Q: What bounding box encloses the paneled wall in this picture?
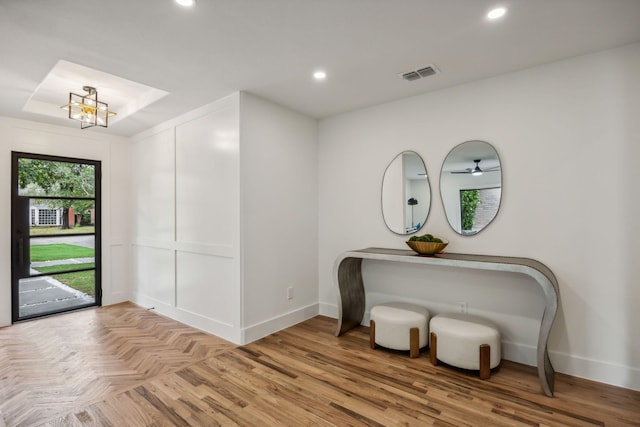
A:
[174,102,240,332]
[131,94,241,343]
[130,92,318,344]
[0,117,131,327]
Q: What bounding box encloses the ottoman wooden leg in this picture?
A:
[479,344,490,379]
[430,332,438,365]
[409,327,419,358]
[370,320,376,349]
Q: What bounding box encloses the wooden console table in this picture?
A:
[334,247,559,397]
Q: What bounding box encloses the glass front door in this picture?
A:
[11,152,101,321]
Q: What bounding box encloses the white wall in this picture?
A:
[129,92,318,344]
[0,117,131,327]
[318,43,640,390]
[107,140,133,304]
[239,93,318,342]
[130,93,242,343]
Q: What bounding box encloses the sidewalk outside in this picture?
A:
[19,256,95,318]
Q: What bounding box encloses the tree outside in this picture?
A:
[18,158,95,230]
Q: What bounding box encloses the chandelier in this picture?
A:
[61,86,116,129]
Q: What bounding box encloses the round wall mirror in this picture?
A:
[440,140,502,235]
[381,151,431,234]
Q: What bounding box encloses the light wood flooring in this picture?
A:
[0,303,638,426]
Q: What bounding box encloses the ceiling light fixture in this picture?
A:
[471,159,484,176]
[175,0,195,7]
[313,71,327,80]
[487,7,507,20]
[60,86,116,129]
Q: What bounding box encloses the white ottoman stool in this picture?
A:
[429,313,501,379]
[370,302,429,358]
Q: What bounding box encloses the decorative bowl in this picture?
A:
[406,239,448,255]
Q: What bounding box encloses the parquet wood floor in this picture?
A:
[1,303,638,426]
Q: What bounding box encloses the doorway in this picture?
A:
[11,152,101,322]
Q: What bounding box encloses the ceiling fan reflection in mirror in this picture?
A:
[450,159,500,176]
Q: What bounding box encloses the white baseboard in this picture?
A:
[131,294,320,347]
[319,302,338,319]
[318,301,640,392]
[550,349,640,392]
[242,303,319,344]
[131,293,241,344]
[494,342,640,392]
[502,341,537,367]
[102,291,131,306]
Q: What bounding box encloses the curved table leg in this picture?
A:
[537,281,559,397]
[335,257,365,336]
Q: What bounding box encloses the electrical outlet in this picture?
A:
[287,286,294,300]
[457,302,467,313]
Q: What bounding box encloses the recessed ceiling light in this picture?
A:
[487,7,506,20]
[313,71,327,80]
[175,0,195,7]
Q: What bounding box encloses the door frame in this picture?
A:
[11,151,102,322]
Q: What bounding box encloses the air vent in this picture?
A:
[400,65,439,81]
[401,71,421,81]
[417,66,436,77]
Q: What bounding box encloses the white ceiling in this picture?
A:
[1,0,640,136]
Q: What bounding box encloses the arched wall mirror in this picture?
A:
[440,140,502,235]
[381,151,431,234]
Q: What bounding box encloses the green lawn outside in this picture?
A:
[30,226,95,236]
[30,244,94,262]
[51,271,95,296]
[34,262,95,274]
[32,263,96,296]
